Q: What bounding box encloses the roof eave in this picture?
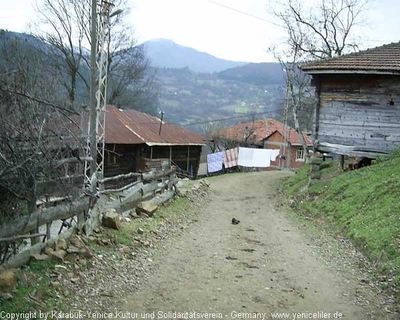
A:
[146,142,205,147]
[105,141,144,145]
[291,142,313,147]
[302,69,400,75]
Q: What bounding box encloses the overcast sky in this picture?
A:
[1,0,399,62]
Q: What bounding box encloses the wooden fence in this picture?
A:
[0,167,177,269]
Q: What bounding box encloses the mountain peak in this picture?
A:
[141,38,248,73]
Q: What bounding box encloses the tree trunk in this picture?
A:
[292,105,309,156]
[287,68,309,157]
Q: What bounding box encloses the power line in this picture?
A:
[208,0,282,27]
[117,107,287,127]
[181,108,285,127]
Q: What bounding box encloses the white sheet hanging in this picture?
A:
[238,147,280,168]
[270,149,280,161]
[237,147,254,167]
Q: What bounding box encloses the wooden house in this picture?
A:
[301,42,400,159]
[103,105,205,178]
[221,119,312,170]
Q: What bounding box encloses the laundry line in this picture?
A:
[207,147,280,173]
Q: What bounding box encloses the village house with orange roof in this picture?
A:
[220,118,313,170]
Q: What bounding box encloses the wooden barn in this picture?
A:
[103,105,205,178]
[221,119,312,170]
[301,42,400,159]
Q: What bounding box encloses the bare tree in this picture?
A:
[99,0,153,109]
[33,0,157,112]
[202,121,226,152]
[202,112,262,152]
[271,0,368,155]
[0,32,83,226]
[282,58,315,156]
[107,46,159,115]
[275,0,368,60]
[33,0,88,110]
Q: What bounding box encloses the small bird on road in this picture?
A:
[231,218,240,225]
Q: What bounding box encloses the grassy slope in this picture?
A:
[281,155,400,287]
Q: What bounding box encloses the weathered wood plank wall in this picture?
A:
[150,145,202,177]
[104,144,137,177]
[105,144,203,178]
[315,74,400,156]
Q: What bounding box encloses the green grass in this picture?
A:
[1,196,192,312]
[281,155,400,288]
[2,259,61,312]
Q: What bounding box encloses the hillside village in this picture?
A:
[0,0,400,317]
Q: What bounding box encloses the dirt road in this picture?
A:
[117,171,394,320]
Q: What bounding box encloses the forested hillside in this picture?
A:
[217,62,284,85]
[154,66,285,132]
[0,29,159,115]
[1,31,287,133]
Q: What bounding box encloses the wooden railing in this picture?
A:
[0,167,177,269]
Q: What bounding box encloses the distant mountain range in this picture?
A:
[141,39,248,73]
[1,30,288,132]
[140,39,286,131]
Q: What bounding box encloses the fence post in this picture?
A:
[169,169,176,191]
[46,222,51,241]
[78,210,85,229]
[30,229,40,245]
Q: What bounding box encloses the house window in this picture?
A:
[296,149,305,162]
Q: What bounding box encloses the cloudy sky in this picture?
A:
[0,0,399,62]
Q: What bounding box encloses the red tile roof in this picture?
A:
[221,119,312,147]
[301,42,400,73]
[105,105,205,146]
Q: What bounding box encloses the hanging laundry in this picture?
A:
[264,149,280,166]
[238,147,281,168]
[207,152,224,173]
[237,147,254,167]
[251,149,273,167]
[223,147,239,168]
[270,149,280,161]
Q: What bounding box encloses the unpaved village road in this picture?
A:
[117,171,395,320]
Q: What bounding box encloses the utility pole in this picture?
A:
[159,111,164,135]
[84,0,120,190]
[88,0,97,183]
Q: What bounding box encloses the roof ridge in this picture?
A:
[301,41,400,72]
